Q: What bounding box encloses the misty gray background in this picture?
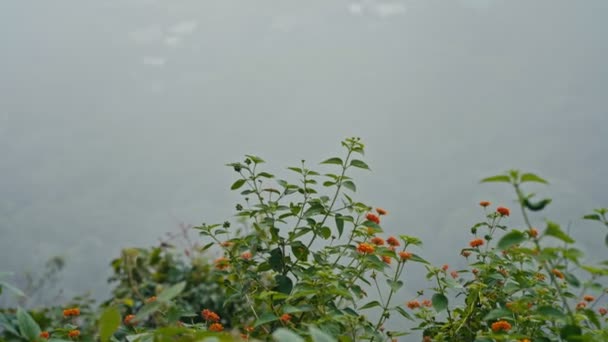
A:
[1,0,607,334]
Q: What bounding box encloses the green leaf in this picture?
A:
[386,279,404,292]
[17,307,41,341]
[335,214,344,238]
[275,274,293,295]
[394,306,413,321]
[309,327,337,342]
[564,272,581,288]
[480,175,511,183]
[544,221,575,244]
[560,324,582,341]
[291,241,309,261]
[497,230,526,250]
[349,159,370,170]
[0,281,26,298]
[520,173,549,184]
[359,300,382,310]
[273,328,305,342]
[342,181,356,192]
[583,214,601,221]
[483,308,512,321]
[254,312,279,327]
[321,158,343,166]
[536,306,567,321]
[158,281,186,302]
[230,179,247,190]
[245,155,265,164]
[432,293,448,312]
[99,306,121,342]
[134,301,162,322]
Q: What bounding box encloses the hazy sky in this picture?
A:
[1,0,607,332]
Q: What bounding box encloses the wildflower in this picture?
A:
[145,296,157,303]
[469,238,484,248]
[491,320,512,332]
[220,241,233,247]
[479,201,491,207]
[202,309,220,322]
[450,271,459,279]
[63,308,80,317]
[422,299,432,307]
[399,251,412,261]
[68,330,80,338]
[386,236,400,247]
[528,228,539,238]
[461,250,471,257]
[388,246,396,252]
[357,243,375,254]
[407,300,421,309]
[472,268,479,276]
[280,313,292,323]
[124,314,136,325]
[376,208,388,215]
[599,307,607,316]
[499,269,509,277]
[214,257,230,270]
[371,237,385,246]
[40,331,50,339]
[381,255,392,264]
[535,273,546,281]
[551,269,565,279]
[209,323,224,332]
[245,326,254,332]
[366,213,380,224]
[496,206,510,216]
[241,251,252,260]
[441,264,449,271]
[240,334,249,340]
[583,294,595,302]
[576,302,587,310]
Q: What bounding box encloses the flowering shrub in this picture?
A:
[0,139,607,342]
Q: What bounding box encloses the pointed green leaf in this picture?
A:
[483,308,512,321]
[158,281,186,302]
[309,327,337,342]
[544,221,575,243]
[359,300,382,310]
[342,181,356,192]
[321,158,343,166]
[254,312,279,327]
[334,214,344,238]
[386,279,404,292]
[230,179,247,190]
[432,293,448,312]
[564,272,580,288]
[536,306,567,320]
[273,328,305,342]
[0,281,26,298]
[99,306,121,342]
[17,308,41,341]
[245,155,265,164]
[350,159,370,170]
[520,173,549,184]
[480,175,511,183]
[583,214,601,221]
[497,230,526,250]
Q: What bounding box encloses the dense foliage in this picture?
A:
[1,138,607,341]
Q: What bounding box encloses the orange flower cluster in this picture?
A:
[381,255,391,264]
[371,237,385,246]
[552,269,565,279]
[496,206,510,216]
[576,302,587,310]
[528,228,539,238]
[399,251,412,261]
[469,238,484,248]
[479,201,491,207]
[450,271,459,279]
[202,309,220,322]
[209,323,224,332]
[241,251,252,260]
[599,307,607,316]
[357,243,375,254]
[421,299,432,307]
[407,300,421,309]
[280,313,292,323]
[39,331,50,339]
[491,320,512,332]
[376,208,388,215]
[583,294,595,302]
[366,213,380,224]
[441,264,449,271]
[63,308,80,317]
[214,257,230,270]
[386,236,400,247]
[145,296,157,303]
[68,330,80,338]
[124,314,136,325]
[461,250,471,257]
